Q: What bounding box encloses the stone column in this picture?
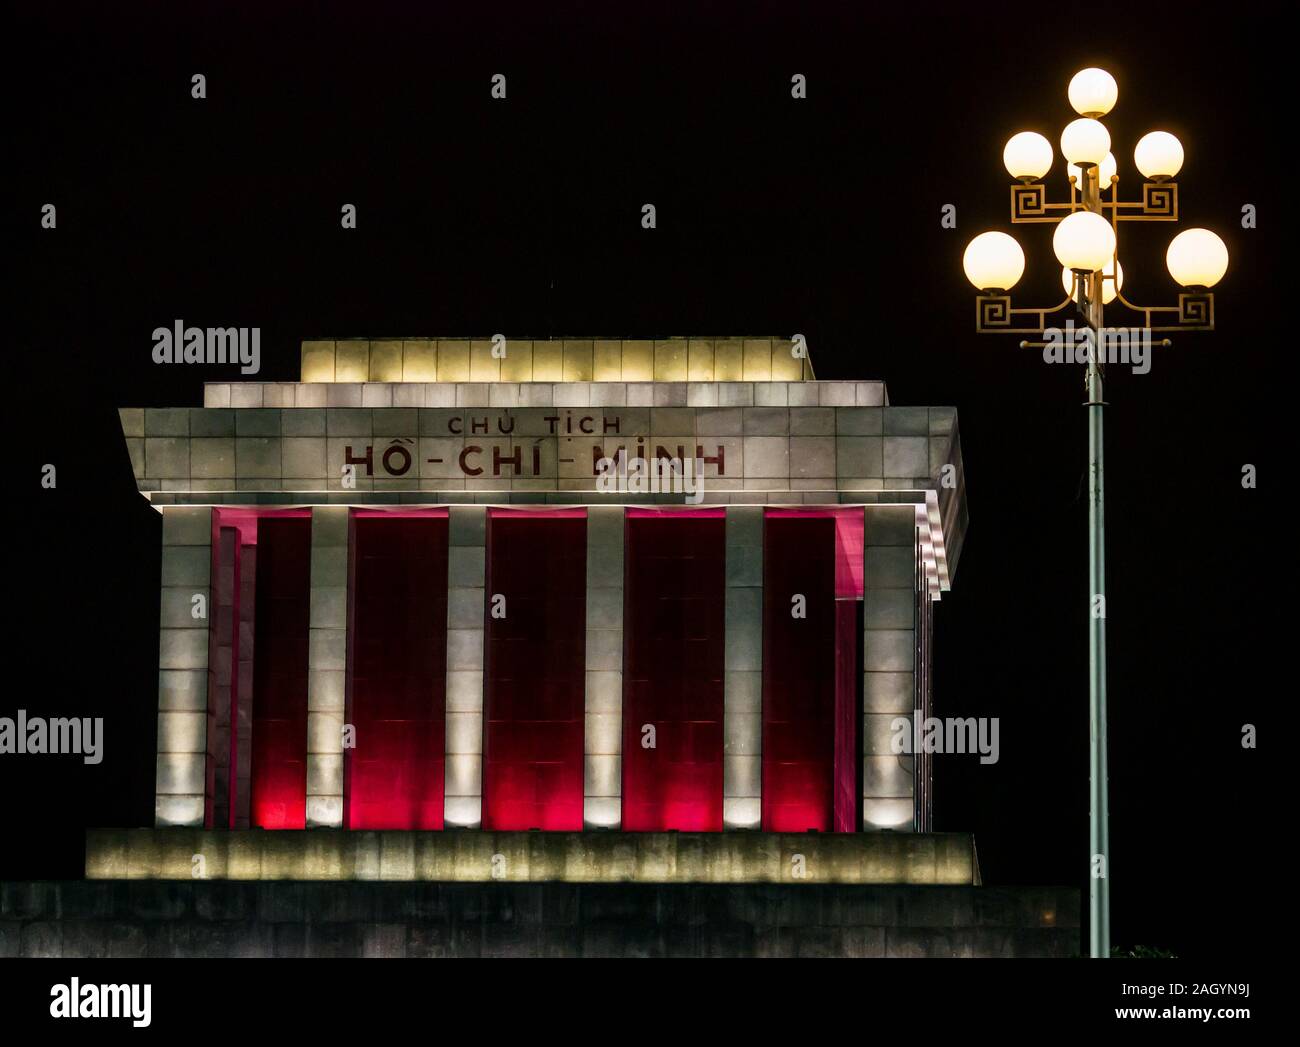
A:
[306,506,349,828]
[444,505,486,828]
[723,506,763,829]
[862,504,919,830]
[583,506,624,829]
[234,543,256,828]
[155,506,212,828]
[208,527,237,828]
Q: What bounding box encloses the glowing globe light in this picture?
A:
[963,231,1026,291]
[1003,131,1054,180]
[1068,68,1118,117]
[1134,130,1184,180]
[1053,211,1116,272]
[1061,258,1124,304]
[1166,228,1228,288]
[1060,118,1111,167]
[1069,151,1117,189]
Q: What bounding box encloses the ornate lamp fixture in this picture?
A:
[960,67,1229,959]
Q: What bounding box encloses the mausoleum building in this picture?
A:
[95,336,977,888]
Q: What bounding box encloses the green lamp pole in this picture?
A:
[1079,163,1110,959]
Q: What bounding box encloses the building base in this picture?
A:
[1,880,1079,958]
[86,829,978,885]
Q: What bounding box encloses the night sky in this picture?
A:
[8,2,1279,957]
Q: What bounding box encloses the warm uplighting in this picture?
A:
[1134,131,1184,180]
[1061,258,1124,304]
[962,231,1025,291]
[1069,151,1117,188]
[85,827,977,885]
[1067,67,1118,117]
[1165,228,1228,288]
[1060,118,1111,167]
[1003,131,1054,180]
[1052,211,1116,272]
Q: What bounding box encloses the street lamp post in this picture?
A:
[961,68,1229,959]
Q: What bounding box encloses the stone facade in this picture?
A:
[155,506,211,828]
[294,337,816,385]
[43,333,1075,958]
[122,337,971,852]
[85,828,979,884]
[0,880,1079,958]
[306,507,349,827]
[122,396,949,500]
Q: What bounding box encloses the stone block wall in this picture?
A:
[863,505,921,830]
[306,507,349,828]
[445,506,487,828]
[297,337,816,385]
[120,399,953,502]
[0,880,1079,958]
[155,507,211,828]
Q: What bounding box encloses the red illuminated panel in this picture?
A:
[249,515,312,830]
[482,508,587,831]
[832,508,864,600]
[761,507,865,833]
[622,509,726,832]
[762,514,837,832]
[345,511,449,830]
[831,509,864,832]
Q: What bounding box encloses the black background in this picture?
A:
[6,1,1281,957]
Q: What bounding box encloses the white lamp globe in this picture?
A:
[1061,258,1124,304]
[1003,131,1054,180]
[1134,131,1184,180]
[1053,211,1116,272]
[963,231,1025,291]
[1060,118,1111,167]
[1166,228,1228,288]
[1069,151,1117,188]
[1068,68,1118,117]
